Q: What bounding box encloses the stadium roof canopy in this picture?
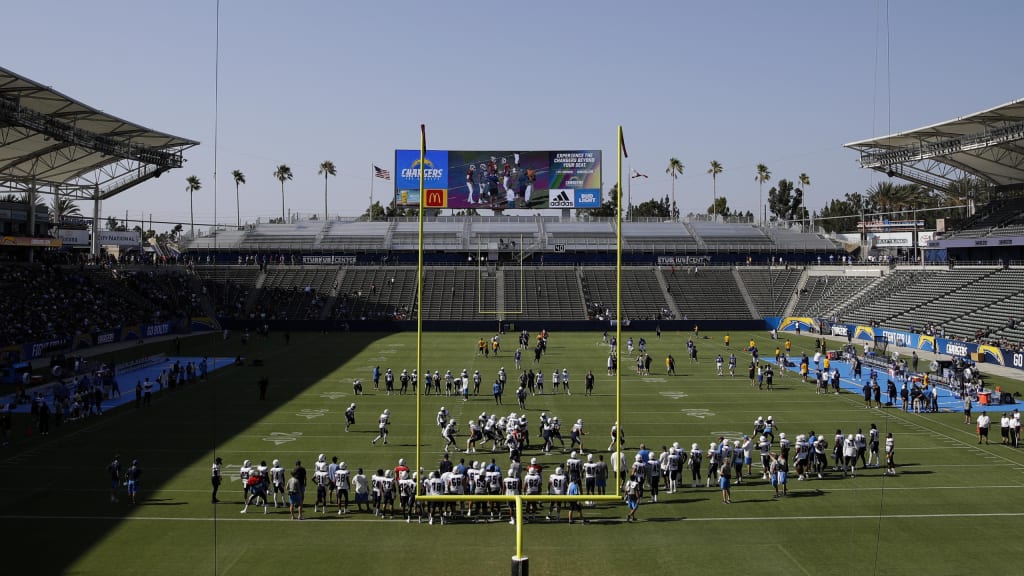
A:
[845,98,1024,192]
[0,66,198,201]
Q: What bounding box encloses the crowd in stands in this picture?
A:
[0,264,198,348]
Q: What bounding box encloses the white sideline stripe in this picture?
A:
[4,510,1024,524]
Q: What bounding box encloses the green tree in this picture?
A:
[755,163,771,225]
[231,169,245,228]
[273,164,293,221]
[318,160,336,223]
[170,223,184,241]
[185,175,201,237]
[632,196,671,219]
[707,160,723,221]
[665,158,684,221]
[362,201,389,220]
[106,216,123,231]
[767,178,808,223]
[818,192,864,233]
[707,196,731,219]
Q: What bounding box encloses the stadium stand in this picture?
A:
[736,268,803,317]
[663,268,753,320]
[332,268,416,321]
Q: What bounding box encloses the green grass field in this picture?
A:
[3,328,1024,575]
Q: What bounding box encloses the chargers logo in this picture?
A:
[549,189,575,208]
[400,158,444,180]
[944,343,968,357]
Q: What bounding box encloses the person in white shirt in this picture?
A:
[269,459,286,508]
[977,413,991,444]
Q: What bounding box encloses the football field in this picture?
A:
[2,328,1023,576]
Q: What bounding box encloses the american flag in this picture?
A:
[373,165,391,180]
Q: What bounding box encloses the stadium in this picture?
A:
[2,63,1024,576]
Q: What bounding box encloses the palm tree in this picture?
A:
[707,160,723,221]
[665,157,684,220]
[49,196,81,224]
[231,170,245,228]
[318,160,337,223]
[273,164,293,221]
[798,172,811,228]
[185,175,201,238]
[755,163,771,225]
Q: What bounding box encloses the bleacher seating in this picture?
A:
[662,268,753,319]
[332,268,415,320]
[737,268,803,317]
[581,268,673,321]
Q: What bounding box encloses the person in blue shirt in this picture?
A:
[493,380,503,405]
[566,477,585,524]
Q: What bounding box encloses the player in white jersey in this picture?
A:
[583,453,598,495]
[547,467,566,521]
[689,444,703,487]
[561,368,570,395]
[551,369,560,393]
[503,469,521,524]
[399,470,418,523]
[344,403,356,432]
[884,432,896,475]
[570,419,586,451]
[523,467,543,520]
[377,469,396,518]
[268,459,286,507]
[436,406,449,429]
[565,451,583,483]
[238,460,252,502]
[442,419,459,453]
[334,462,350,514]
[372,409,390,445]
[312,454,329,513]
[425,471,445,524]
[716,355,724,376]
[211,457,222,503]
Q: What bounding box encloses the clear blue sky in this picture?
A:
[6,0,1023,230]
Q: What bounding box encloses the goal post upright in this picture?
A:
[411,126,627,575]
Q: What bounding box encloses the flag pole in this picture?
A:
[369,163,374,221]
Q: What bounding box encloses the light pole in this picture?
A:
[629,169,647,221]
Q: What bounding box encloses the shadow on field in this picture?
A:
[784,489,825,498]
[1,331,378,576]
[893,469,932,475]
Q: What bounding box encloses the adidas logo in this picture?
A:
[549,189,575,208]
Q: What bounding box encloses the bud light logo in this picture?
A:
[944,343,968,357]
[574,190,600,208]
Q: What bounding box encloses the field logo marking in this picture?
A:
[680,409,715,419]
[659,391,688,399]
[643,377,667,383]
[263,432,303,446]
[319,392,347,400]
[296,409,329,420]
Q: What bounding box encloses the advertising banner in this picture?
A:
[394,149,601,210]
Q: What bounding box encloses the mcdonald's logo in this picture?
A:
[424,189,448,208]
